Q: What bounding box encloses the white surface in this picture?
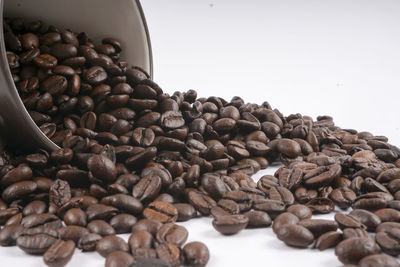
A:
[2,0,400,266]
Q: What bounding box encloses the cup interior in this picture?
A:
[0,0,152,151]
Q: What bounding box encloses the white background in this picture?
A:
[2,0,400,266]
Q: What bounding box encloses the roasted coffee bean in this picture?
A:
[101,194,143,215]
[16,234,58,255]
[212,214,248,235]
[253,199,285,219]
[58,225,89,244]
[210,199,240,218]
[315,231,342,251]
[243,210,271,228]
[109,214,137,234]
[87,154,118,184]
[2,181,38,202]
[335,237,379,264]
[132,175,162,202]
[182,241,210,267]
[96,235,129,257]
[286,204,312,220]
[43,240,75,267]
[188,190,216,215]
[86,204,118,221]
[22,200,47,216]
[131,219,163,236]
[376,227,400,256]
[276,224,314,247]
[272,212,299,234]
[156,242,181,266]
[77,233,102,252]
[130,258,172,267]
[87,220,116,236]
[342,228,370,239]
[174,203,197,222]
[0,224,24,246]
[334,213,366,230]
[374,208,400,222]
[349,209,381,231]
[143,201,178,223]
[306,197,335,214]
[156,223,188,247]
[358,254,400,267]
[128,230,153,252]
[298,219,339,237]
[63,208,87,226]
[105,251,135,267]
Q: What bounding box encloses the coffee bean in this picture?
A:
[58,225,89,244]
[335,237,379,264]
[17,234,58,255]
[212,214,248,235]
[87,154,118,184]
[105,251,134,267]
[96,235,129,257]
[132,175,162,202]
[349,209,381,231]
[109,214,137,234]
[156,242,181,266]
[315,231,342,251]
[77,233,102,252]
[188,190,216,215]
[128,230,153,252]
[359,254,400,267]
[174,203,197,222]
[298,219,338,237]
[63,208,87,226]
[286,204,312,220]
[0,224,24,246]
[243,210,271,228]
[276,224,314,247]
[101,194,143,215]
[87,220,116,236]
[182,241,210,267]
[156,223,188,247]
[43,240,75,267]
[272,212,298,232]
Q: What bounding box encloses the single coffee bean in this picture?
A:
[58,225,89,244]
[315,231,342,251]
[182,241,210,267]
[276,224,314,247]
[335,237,379,264]
[109,214,137,234]
[358,254,400,267]
[376,227,400,256]
[43,240,75,267]
[298,219,339,237]
[272,212,299,234]
[77,233,102,252]
[156,242,181,266]
[131,219,163,236]
[243,210,271,228]
[212,214,249,235]
[96,235,129,257]
[156,223,188,247]
[63,208,87,226]
[286,204,312,220]
[87,220,116,236]
[16,234,58,255]
[105,251,134,267]
[174,203,197,222]
[0,224,24,246]
[143,201,178,223]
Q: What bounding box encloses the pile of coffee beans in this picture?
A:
[3,17,400,267]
